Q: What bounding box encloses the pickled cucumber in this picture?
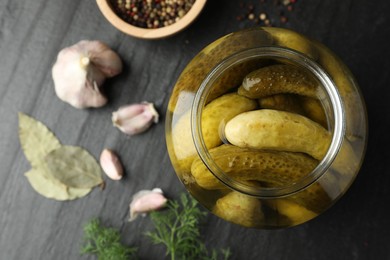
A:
[266,199,317,225]
[191,144,318,190]
[171,94,257,173]
[238,64,319,99]
[300,96,328,128]
[213,191,264,228]
[225,109,331,160]
[262,27,318,59]
[313,41,366,141]
[259,94,327,128]
[267,181,331,213]
[258,94,305,115]
[191,144,331,213]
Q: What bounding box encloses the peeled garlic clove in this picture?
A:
[99,149,123,180]
[128,188,167,221]
[52,40,122,109]
[112,102,159,136]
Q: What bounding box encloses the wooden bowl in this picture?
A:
[96,0,207,39]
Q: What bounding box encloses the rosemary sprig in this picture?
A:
[145,193,231,260]
[80,218,137,260]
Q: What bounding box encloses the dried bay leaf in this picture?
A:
[19,113,98,200]
[45,146,104,189]
[25,168,92,201]
[18,113,61,168]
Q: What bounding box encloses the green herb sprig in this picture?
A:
[80,218,137,260]
[145,194,231,260]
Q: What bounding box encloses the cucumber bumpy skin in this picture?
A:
[191,144,318,190]
[191,144,331,213]
[238,64,319,99]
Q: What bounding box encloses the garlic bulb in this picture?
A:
[52,40,122,109]
[128,188,167,221]
[112,102,159,135]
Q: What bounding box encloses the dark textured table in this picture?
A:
[1,0,389,259]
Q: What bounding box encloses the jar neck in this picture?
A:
[191,47,345,198]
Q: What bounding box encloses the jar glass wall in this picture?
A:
[165,27,367,229]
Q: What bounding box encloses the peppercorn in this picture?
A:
[110,0,195,29]
[236,0,298,27]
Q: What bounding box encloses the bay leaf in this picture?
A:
[45,146,104,189]
[18,113,61,168]
[25,168,92,201]
[67,186,93,200]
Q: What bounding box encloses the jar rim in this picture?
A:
[191,46,345,198]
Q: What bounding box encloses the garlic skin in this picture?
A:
[99,149,123,180]
[112,102,159,135]
[128,188,167,221]
[52,40,122,109]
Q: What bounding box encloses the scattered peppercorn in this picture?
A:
[236,0,298,27]
[110,0,195,29]
[280,15,288,23]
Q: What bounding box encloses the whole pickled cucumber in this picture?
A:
[191,144,318,190]
[191,144,331,213]
[213,191,264,228]
[171,94,257,173]
[238,64,319,99]
[225,109,330,160]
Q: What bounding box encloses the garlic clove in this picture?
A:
[99,149,124,180]
[52,40,122,109]
[112,102,159,135]
[128,188,167,221]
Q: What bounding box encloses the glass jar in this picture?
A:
[165,27,367,229]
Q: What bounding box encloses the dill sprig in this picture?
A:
[145,193,231,260]
[80,218,137,260]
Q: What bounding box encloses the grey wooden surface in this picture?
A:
[1,0,389,259]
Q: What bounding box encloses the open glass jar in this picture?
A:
[165,27,367,229]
